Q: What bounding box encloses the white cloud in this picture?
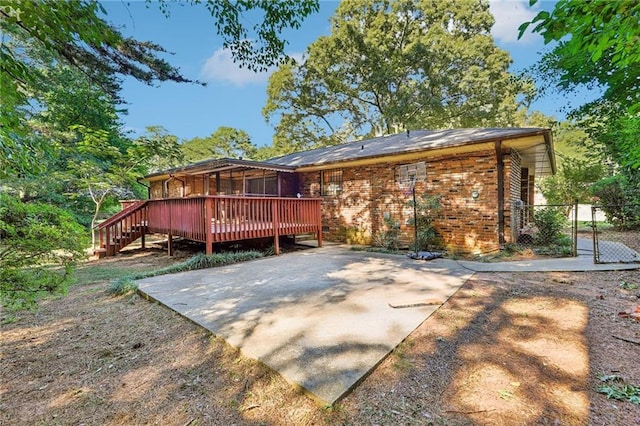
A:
[201,47,305,86]
[489,0,541,44]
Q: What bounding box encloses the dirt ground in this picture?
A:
[1,242,639,425]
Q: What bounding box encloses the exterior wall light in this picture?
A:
[471,190,480,200]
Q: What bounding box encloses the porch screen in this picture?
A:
[218,178,239,195]
[248,176,277,195]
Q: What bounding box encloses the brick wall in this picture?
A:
[150,181,162,199]
[298,149,512,254]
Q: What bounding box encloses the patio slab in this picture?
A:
[136,246,473,405]
[456,238,640,272]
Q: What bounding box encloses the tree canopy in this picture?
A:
[0,0,319,177]
[263,0,532,153]
[182,127,258,162]
[520,0,640,114]
[520,0,640,171]
[0,0,319,310]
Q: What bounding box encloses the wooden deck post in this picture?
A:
[205,197,213,255]
[272,199,280,255]
[168,199,173,256]
[316,200,323,248]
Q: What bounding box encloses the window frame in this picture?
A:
[321,169,343,196]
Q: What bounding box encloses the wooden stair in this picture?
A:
[95,201,149,257]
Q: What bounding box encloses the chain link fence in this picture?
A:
[512,202,577,257]
[592,204,640,264]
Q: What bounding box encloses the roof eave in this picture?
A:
[291,129,552,172]
[142,158,296,182]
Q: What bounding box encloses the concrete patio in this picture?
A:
[136,241,639,405]
[137,246,474,405]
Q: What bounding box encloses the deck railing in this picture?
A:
[97,196,322,256]
[96,201,149,256]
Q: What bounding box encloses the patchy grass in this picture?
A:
[620,280,638,290]
[349,246,404,255]
[108,250,264,293]
[72,265,144,285]
[597,375,640,405]
[107,278,138,296]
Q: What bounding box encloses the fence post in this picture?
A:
[573,199,578,257]
[591,206,598,264]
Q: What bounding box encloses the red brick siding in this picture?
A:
[298,149,504,254]
[150,181,163,199]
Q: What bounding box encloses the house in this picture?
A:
[96,127,554,257]
[267,127,555,253]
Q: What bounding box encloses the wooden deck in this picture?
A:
[96,196,323,257]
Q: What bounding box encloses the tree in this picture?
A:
[0,0,319,177]
[538,157,605,206]
[264,0,533,152]
[182,127,258,162]
[519,0,640,170]
[0,193,88,311]
[135,126,184,174]
[0,0,319,310]
[519,0,640,114]
[68,125,183,248]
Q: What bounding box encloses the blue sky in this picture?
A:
[101,0,596,146]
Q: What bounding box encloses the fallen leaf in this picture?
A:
[498,389,515,400]
[619,305,640,322]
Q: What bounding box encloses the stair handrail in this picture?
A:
[95,200,149,230]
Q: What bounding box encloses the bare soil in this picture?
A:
[2,242,640,425]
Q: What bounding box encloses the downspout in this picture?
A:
[496,140,505,246]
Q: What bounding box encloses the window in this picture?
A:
[321,169,343,196]
[248,176,277,195]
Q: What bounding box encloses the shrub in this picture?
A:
[345,225,372,245]
[0,193,88,310]
[408,194,443,251]
[591,174,640,230]
[373,215,401,250]
[533,207,567,246]
[108,250,265,293]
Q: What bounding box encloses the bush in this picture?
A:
[108,250,264,293]
[0,193,88,310]
[591,174,640,230]
[373,215,401,250]
[533,207,567,246]
[345,225,372,245]
[408,194,442,251]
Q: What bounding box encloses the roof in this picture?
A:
[144,158,295,181]
[143,127,555,181]
[268,127,551,169]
